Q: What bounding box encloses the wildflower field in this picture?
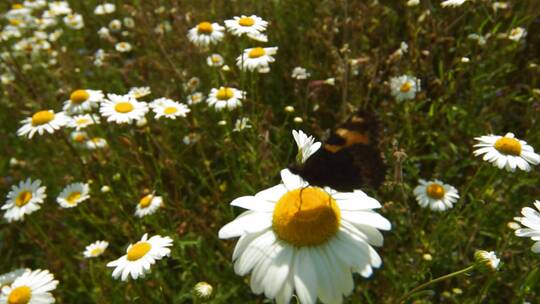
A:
[1,0,540,303]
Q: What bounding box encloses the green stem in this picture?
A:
[398,265,475,303]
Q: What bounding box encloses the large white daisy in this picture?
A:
[0,269,58,304]
[100,94,149,124]
[206,87,245,111]
[224,15,268,37]
[107,233,173,281]
[56,182,90,208]
[17,110,68,139]
[413,179,459,212]
[514,200,540,253]
[187,21,225,48]
[62,89,103,114]
[218,169,391,304]
[134,193,163,218]
[2,178,46,222]
[236,47,278,73]
[473,132,540,172]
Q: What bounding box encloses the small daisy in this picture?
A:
[390,75,420,102]
[508,27,527,42]
[106,233,173,281]
[0,269,58,304]
[207,87,245,111]
[100,94,148,124]
[63,13,84,30]
[514,200,540,253]
[115,42,132,52]
[67,114,100,130]
[134,193,163,218]
[193,282,213,301]
[441,0,467,7]
[224,15,268,37]
[236,47,278,73]
[128,86,151,99]
[150,98,190,120]
[56,182,90,208]
[473,133,540,171]
[291,67,311,80]
[83,240,109,258]
[219,169,391,304]
[17,110,68,139]
[70,131,88,144]
[232,117,252,132]
[85,137,108,150]
[94,3,115,15]
[207,53,224,67]
[187,92,204,105]
[292,130,321,163]
[187,21,225,48]
[2,178,46,222]
[474,250,500,272]
[63,89,104,114]
[413,179,459,212]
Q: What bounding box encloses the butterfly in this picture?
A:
[288,110,386,192]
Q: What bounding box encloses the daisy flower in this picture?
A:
[207,87,245,111]
[150,98,190,120]
[514,200,540,253]
[508,27,527,42]
[106,233,173,281]
[0,269,58,304]
[233,117,252,132]
[473,133,540,171]
[219,169,391,304]
[70,131,88,144]
[2,178,46,222]
[187,92,204,105]
[0,269,26,288]
[187,21,225,48]
[474,250,500,272]
[17,110,68,139]
[292,130,321,163]
[100,94,148,124]
[115,42,132,53]
[236,47,278,73]
[67,114,100,130]
[83,240,109,258]
[224,15,268,37]
[85,137,108,150]
[390,75,420,102]
[413,179,460,212]
[134,193,163,218]
[207,53,224,67]
[56,182,90,208]
[128,86,151,99]
[62,89,104,114]
[291,67,311,80]
[94,3,115,15]
[63,13,84,30]
[441,0,467,7]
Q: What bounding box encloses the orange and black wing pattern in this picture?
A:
[288,110,386,192]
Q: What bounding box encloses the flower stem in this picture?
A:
[398,265,475,303]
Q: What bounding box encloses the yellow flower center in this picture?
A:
[494,137,521,156]
[127,241,152,261]
[211,55,221,63]
[426,183,445,199]
[248,47,266,59]
[12,4,24,9]
[15,191,32,207]
[66,191,81,205]
[238,17,255,27]
[139,194,153,208]
[76,118,90,125]
[31,111,54,126]
[9,19,21,26]
[164,107,178,115]
[216,87,234,100]
[70,90,90,104]
[8,286,31,304]
[272,187,340,247]
[197,22,213,34]
[90,247,104,256]
[400,82,412,93]
[114,102,134,113]
[73,134,87,142]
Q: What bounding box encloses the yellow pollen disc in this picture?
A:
[15,191,32,207]
[127,241,152,261]
[8,286,31,304]
[272,187,340,247]
[70,90,90,104]
[216,87,234,100]
[9,19,21,26]
[211,56,221,63]
[66,191,81,205]
[164,107,178,115]
[426,184,445,199]
[76,118,90,125]
[31,111,54,126]
[400,82,412,93]
[238,17,255,27]
[114,102,134,113]
[90,247,103,256]
[12,4,24,9]
[197,22,213,34]
[248,47,266,59]
[494,137,521,156]
[139,194,153,208]
[74,134,87,142]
